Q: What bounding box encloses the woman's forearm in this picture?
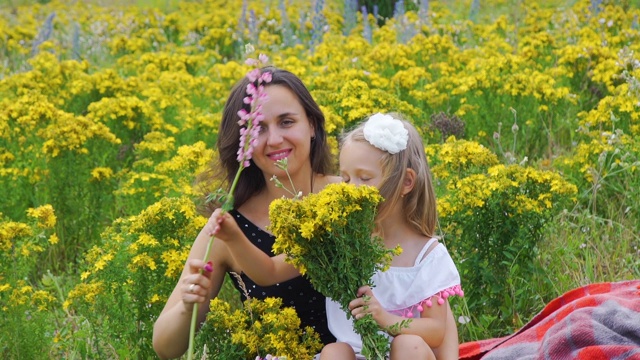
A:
[153,301,194,359]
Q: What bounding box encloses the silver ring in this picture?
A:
[189,284,196,293]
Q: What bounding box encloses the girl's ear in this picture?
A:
[402,168,416,196]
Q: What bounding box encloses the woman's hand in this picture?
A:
[204,208,243,243]
[180,258,213,311]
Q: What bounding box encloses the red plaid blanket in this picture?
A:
[459,280,640,360]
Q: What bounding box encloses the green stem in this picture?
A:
[186,302,198,360]
[285,170,296,196]
[187,165,244,359]
[356,315,388,360]
[187,234,216,360]
[361,333,386,360]
[222,166,244,211]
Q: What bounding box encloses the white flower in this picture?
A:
[363,113,409,154]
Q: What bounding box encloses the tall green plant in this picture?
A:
[64,196,204,358]
[438,162,577,336]
[0,206,59,358]
[428,138,578,336]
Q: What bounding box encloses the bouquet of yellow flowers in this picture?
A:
[195,287,322,359]
[269,182,398,359]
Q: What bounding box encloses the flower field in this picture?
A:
[1,0,639,358]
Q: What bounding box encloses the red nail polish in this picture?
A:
[204,261,213,272]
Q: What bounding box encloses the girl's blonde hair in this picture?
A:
[340,113,437,237]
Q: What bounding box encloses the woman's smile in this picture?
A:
[267,149,292,161]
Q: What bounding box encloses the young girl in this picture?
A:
[209,113,463,360]
[320,113,463,360]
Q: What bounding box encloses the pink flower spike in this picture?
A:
[251,127,261,138]
[243,96,252,104]
[244,160,251,168]
[249,131,259,142]
[261,72,272,83]
[245,58,258,66]
[238,112,247,122]
[247,68,261,82]
[246,83,256,95]
[259,53,269,64]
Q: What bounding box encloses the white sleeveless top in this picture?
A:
[326,238,463,354]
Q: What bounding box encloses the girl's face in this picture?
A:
[339,140,385,189]
[252,85,315,179]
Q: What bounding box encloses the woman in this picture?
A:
[152,67,340,359]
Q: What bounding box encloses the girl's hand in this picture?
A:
[349,285,389,325]
[180,258,214,310]
[205,209,243,242]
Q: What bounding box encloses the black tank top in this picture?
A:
[227,210,336,345]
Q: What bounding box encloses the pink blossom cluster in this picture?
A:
[237,54,272,168]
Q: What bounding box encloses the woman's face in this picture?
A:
[252,85,315,179]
